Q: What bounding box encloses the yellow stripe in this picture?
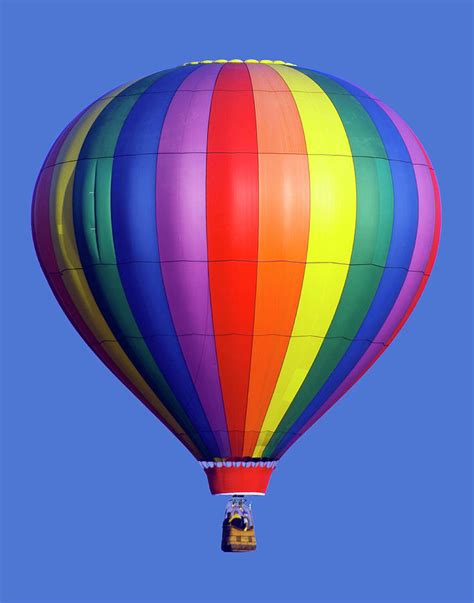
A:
[48,90,201,457]
[253,66,357,456]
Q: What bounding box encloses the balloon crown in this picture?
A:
[182,59,297,66]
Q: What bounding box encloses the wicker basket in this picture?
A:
[221,523,256,552]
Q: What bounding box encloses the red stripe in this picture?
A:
[206,64,259,456]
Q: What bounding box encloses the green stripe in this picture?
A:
[73,72,210,456]
[263,70,394,456]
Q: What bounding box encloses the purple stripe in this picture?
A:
[155,65,230,455]
[276,103,437,458]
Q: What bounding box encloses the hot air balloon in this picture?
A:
[32,59,441,553]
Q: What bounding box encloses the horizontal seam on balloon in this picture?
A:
[94,334,389,346]
[42,153,433,170]
[98,89,381,100]
[48,262,430,276]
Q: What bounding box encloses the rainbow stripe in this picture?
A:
[32,61,441,461]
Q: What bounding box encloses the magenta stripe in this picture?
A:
[276,105,438,457]
[156,65,230,454]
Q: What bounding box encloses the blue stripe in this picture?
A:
[111,66,224,457]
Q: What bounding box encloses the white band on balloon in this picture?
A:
[199,460,277,469]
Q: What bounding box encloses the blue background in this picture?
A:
[1,0,472,601]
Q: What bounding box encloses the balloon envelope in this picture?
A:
[32,60,440,492]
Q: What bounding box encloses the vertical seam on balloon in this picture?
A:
[240,63,260,458]
[204,63,230,459]
[92,159,101,262]
[152,65,224,458]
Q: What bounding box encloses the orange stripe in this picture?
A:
[242,64,310,456]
